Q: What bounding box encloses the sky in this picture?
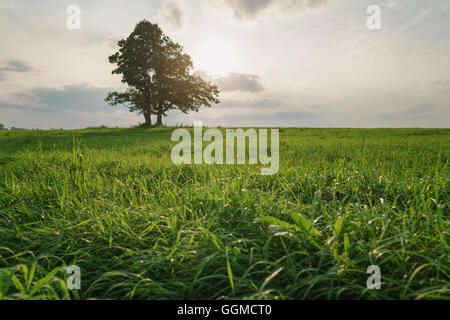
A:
[0,0,449,129]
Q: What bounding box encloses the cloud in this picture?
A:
[0,83,144,129]
[0,59,33,80]
[374,103,437,122]
[216,98,283,109]
[224,110,316,121]
[1,83,113,114]
[428,80,450,95]
[165,106,320,127]
[222,0,272,19]
[215,73,265,93]
[155,0,185,30]
[211,0,330,19]
[195,71,265,93]
[403,103,436,116]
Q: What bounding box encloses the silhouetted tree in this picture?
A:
[0,124,5,130]
[106,20,220,126]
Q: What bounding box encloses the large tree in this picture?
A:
[106,20,220,126]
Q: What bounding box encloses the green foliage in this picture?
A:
[0,127,448,299]
[106,20,220,126]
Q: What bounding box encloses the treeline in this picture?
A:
[0,124,40,131]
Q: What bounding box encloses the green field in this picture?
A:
[0,127,448,300]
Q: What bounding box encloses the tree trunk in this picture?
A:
[143,108,151,127]
[156,111,163,127]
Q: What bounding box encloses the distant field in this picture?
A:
[0,127,448,299]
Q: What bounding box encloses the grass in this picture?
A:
[0,127,448,300]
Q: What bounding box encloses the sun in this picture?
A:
[192,38,237,76]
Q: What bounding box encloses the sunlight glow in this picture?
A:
[192,38,237,76]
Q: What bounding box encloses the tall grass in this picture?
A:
[0,127,448,299]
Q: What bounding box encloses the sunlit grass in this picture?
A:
[0,127,448,299]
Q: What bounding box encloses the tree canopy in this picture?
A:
[106,20,220,126]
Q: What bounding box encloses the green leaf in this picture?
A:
[260,267,284,292]
[30,267,61,296]
[288,212,321,237]
[11,275,25,294]
[343,233,350,258]
[254,216,300,232]
[225,247,234,295]
[333,217,345,237]
[26,261,37,290]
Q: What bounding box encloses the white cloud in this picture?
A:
[206,0,331,19]
[154,0,186,30]
[196,71,265,93]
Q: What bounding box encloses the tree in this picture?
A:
[0,124,5,130]
[106,20,220,126]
